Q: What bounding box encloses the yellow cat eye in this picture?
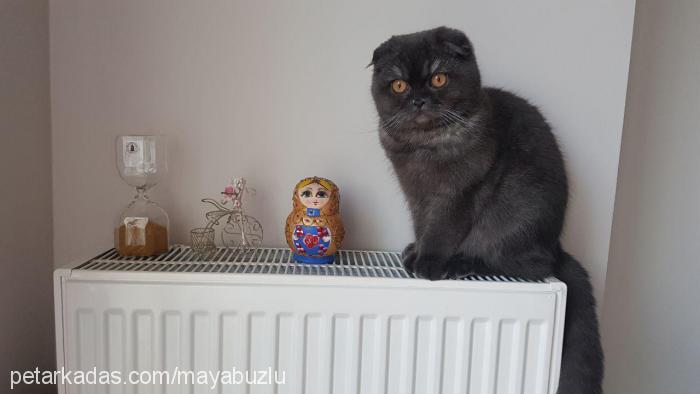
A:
[391,79,408,94]
[431,73,448,88]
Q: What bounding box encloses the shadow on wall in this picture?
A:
[0,0,56,391]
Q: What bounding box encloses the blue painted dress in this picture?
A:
[291,208,334,264]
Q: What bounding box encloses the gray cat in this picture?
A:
[370,27,603,394]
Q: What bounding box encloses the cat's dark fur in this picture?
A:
[370,27,603,394]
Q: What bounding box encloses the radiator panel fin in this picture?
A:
[495,319,524,394]
[220,313,245,394]
[440,317,468,394]
[358,315,383,394]
[469,318,494,394]
[76,310,97,394]
[276,313,300,394]
[162,312,181,394]
[192,312,211,394]
[105,310,125,394]
[523,320,551,394]
[330,314,357,394]
[413,316,440,394]
[302,314,330,394]
[386,316,411,394]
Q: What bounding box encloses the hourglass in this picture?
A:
[114,135,170,256]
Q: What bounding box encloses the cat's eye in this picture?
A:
[316,191,328,198]
[301,190,312,198]
[431,73,448,88]
[391,80,408,94]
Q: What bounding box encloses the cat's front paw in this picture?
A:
[401,243,418,274]
[411,254,450,281]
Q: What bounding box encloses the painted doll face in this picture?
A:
[298,183,331,209]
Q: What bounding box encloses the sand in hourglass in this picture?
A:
[115,222,168,256]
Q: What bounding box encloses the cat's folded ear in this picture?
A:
[436,26,474,59]
[368,38,394,69]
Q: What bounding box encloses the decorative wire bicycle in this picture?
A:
[190,178,263,255]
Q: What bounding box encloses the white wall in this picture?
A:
[0,0,55,387]
[602,0,700,392]
[50,0,635,303]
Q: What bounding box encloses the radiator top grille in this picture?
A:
[75,247,541,283]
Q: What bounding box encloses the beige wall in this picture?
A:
[49,0,636,304]
[602,0,700,392]
[0,0,55,390]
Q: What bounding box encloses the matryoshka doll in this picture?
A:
[285,177,344,264]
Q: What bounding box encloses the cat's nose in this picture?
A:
[412,98,426,109]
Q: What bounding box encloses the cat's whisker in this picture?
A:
[380,111,404,126]
[439,109,484,141]
[438,113,457,128]
[380,112,409,135]
[440,110,470,127]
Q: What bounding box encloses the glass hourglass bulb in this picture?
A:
[114,135,170,256]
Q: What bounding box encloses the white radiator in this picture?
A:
[54,247,566,394]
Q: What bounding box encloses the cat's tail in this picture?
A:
[554,247,604,394]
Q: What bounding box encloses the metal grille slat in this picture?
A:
[74,247,541,282]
